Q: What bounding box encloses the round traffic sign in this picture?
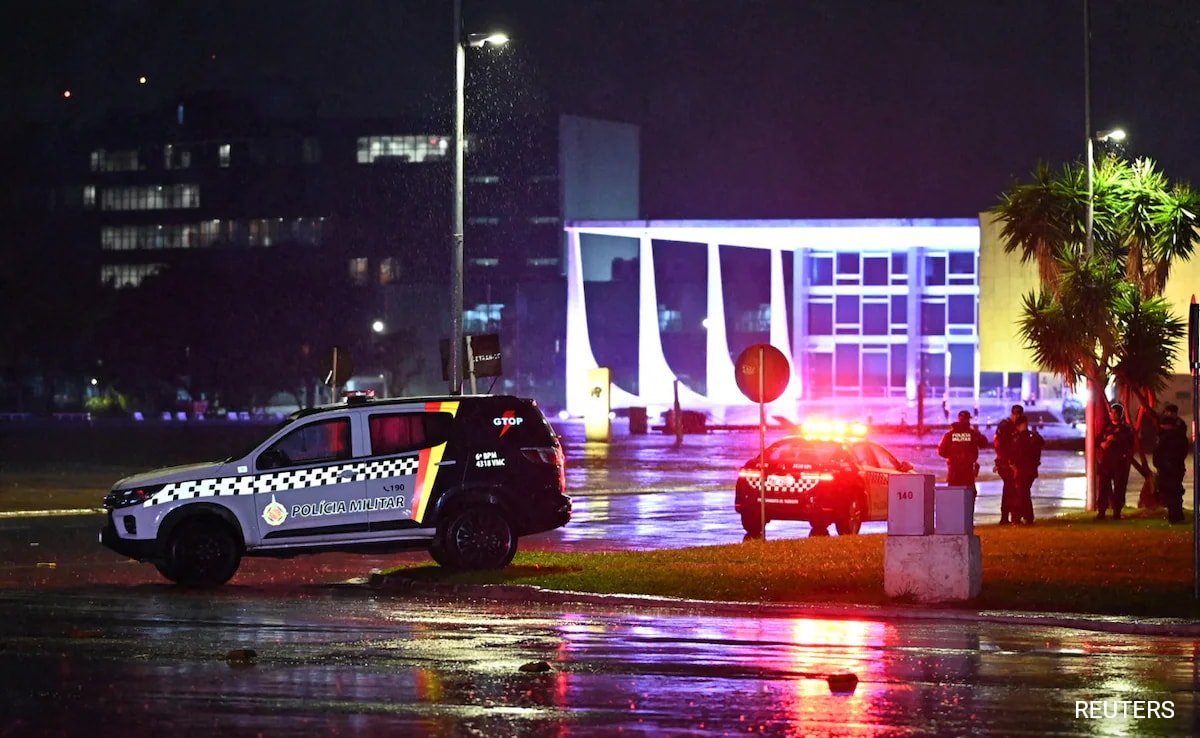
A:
[734,344,790,403]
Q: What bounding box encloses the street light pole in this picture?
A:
[1082,0,1097,512]
[450,0,466,396]
[449,2,507,396]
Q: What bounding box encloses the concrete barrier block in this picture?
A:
[884,534,982,602]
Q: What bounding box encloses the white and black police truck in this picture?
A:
[100,394,570,587]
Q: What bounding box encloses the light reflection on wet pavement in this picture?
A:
[539,419,1134,551]
[0,590,1195,736]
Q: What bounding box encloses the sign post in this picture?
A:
[320,346,353,403]
[735,343,791,541]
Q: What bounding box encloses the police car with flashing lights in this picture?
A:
[735,421,916,537]
[100,393,571,587]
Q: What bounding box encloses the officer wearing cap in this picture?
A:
[938,410,990,493]
[1153,403,1190,523]
[1095,402,1134,520]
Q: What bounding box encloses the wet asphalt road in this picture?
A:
[1,586,1198,736]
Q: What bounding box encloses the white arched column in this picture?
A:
[564,228,641,415]
[769,247,801,408]
[705,242,741,402]
[637,235,707,407]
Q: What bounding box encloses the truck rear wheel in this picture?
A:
[432,504,516,570]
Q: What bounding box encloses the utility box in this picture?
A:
[935,486,975,535]
[887,473,935,535]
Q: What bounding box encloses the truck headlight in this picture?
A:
[103,484,164,509]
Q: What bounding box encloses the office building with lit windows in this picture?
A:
[31,97,639,405]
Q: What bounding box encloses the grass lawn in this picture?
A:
[385,509,1200,620]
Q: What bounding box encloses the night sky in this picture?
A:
[6,0,1199,220]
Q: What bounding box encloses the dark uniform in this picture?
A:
[1009,418,1044,525]
[938,411,990,493]
[1096,403,1134,520]
[1152,404,1189,524]
[993,405,1024,524]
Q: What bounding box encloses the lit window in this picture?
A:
[200,219,224,247]
[526,257,559,267]
[469,257,499,267]
[219,144,231,168]
[100,263,165,288]
[529,216,560,225]
[99,185,200,211]
[468,216,500,226]
[464,303,503,334]
[82,186,95,209]
[379,257,400,284]
[90,149,141,172]
[355,135,451,164]
[163,144,191,170]
[348,257,369,286]
[468,175,499,184]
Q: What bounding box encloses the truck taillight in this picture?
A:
[523,446,566,490]
[522,447,559,465]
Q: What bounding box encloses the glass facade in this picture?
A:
[801,245,977,400]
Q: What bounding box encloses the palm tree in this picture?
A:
[993,155,1200,507]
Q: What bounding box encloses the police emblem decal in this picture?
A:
[262,495,288,527]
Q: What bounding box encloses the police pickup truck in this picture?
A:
[100,394,570,587]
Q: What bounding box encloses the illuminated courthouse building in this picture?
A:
[562,212,1200,420]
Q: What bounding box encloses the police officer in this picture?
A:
[993,404,1024,524]
[1009,415,1044,525]
[938,410,990,493]
[1153,403,1190,524]
[1096,403,1134,520]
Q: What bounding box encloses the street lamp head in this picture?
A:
[372,320,386,334]
[466,32,509,48]
[1096,128,1126,142]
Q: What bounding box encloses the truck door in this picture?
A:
[251,416,369,543]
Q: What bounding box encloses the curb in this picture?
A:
[365,573,1200,638]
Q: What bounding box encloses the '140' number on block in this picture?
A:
[895,490,914,501]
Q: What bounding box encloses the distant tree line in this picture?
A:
[0,241,367,415]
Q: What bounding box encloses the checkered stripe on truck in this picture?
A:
[145,456,421,505]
